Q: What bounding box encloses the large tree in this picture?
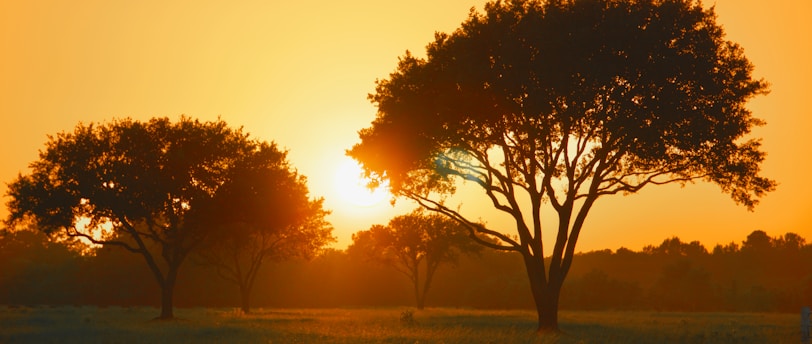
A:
[348,0,775,332]
[348,210,480,309]
[192,144,334,314]
[4,116,267,319]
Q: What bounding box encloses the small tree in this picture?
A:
[191,143,334,314]
[349,0,775,332]
[5,116,262,319]
[349,210,480,309]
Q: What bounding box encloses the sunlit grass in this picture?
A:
[0,305,799,343]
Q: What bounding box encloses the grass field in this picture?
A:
[0,306,800,343]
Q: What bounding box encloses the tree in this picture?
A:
[0,227,84,306]
[650,259,714,311]
[772,232,805,252]
[5,116,263,319]
[742,230,772,253]
[348,0,774,332]
[348,210,480,309]
[561,268,642,310]
[642,237,708,257]
[191,144,334,314]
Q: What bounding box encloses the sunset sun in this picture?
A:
[333,157,390,208]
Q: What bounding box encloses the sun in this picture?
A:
[333,157,390,208]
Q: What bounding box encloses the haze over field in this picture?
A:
[1,0,810,252]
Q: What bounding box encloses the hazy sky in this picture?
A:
[1,0,810,252]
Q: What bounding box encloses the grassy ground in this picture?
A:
[0,305,800,343]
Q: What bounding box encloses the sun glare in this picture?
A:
[333,157,389,208]
[73,216,114,255]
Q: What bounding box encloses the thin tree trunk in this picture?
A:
[240,250,265,315]
[413,267,424,310]
[420,262,439,311]
[120,224,174,320]
[240,284,252,314]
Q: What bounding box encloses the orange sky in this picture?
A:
[1,0,810,253]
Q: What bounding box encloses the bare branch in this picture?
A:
[591,168,709,199]
[405,191,521,252]
[63,226,142,253]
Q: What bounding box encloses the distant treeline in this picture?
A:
[1,229,809,312]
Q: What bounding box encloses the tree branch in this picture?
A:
[593,168,708,198]
[63,226,142,253]
[405,191,520,252]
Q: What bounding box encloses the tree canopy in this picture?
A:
[193,143,334,314]
[349,210,480,309]
[349,0,774,332]
[4,116,287,319]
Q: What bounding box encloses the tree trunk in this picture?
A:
[411,263,424,310]
[536,283,561,333]
[418,286,429,311]
[414,275,424,310]
[158,265,179,320]
[523,253,562,333]
[419,262,439,311]
[416,294,425,310]
[240,284,252,314]
[159,282,175,319]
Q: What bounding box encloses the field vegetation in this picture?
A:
[0,306,800,343]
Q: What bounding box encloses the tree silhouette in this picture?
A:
[4,117,264,319]
[348,210,480,309]
[348,0,774,332]
[191,143,334,314]
[772,232,805,252]
[649,259,713,311]
[561,268,642,310]
[742,229,772,253]
[0,227,83,306]
[642,237,708,257]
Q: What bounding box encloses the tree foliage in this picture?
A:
[348,210,480,309]
[349,0,774,332]
[192,143,334,314]
[2,228,809,312]
[4,116,267,319]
